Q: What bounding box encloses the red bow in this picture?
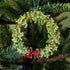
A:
[23,48,43,60]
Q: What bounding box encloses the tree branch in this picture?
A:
[34,52,70,63]
[0,18,17,24]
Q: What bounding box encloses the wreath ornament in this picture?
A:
[12,11,60,60]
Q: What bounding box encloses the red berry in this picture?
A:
[20,25,22,27]
[52,33,54,35]
[54,36,55,37]
[27,18,29,19]
[45,19,49,23]
[30,16,32,19]
[45,20,49,23]
[28,15,32,19]
[51,41,55,45]
[18,26,20,28]
[47,19,48,20]
[17,24,20,25]
[13,35,18,39]
[14,37,18,39]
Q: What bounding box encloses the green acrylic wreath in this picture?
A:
[12,11,60,60]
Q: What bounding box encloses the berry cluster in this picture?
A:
[51,41,55,45]
[23,48,43,60]
[27,15,32,19]
[45,19,49,23]
[52,33,56,37]
[13,35,18,39]
[17,24,22,28]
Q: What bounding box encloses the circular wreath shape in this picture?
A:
[12,11,60,60]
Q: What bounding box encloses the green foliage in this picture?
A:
[0,25,4,51]
[0,25,21,64]
[29,0,47,8]
[49,0,70,3]
[62,42,70,53]
[0,25,12,51]
[0,0,30,52]
[0,1,18,20]
[0,64,19,70]
[0,46,21,64]
[55,12,70,29]
[33,62,49,70]
[0,0,30,20]
[54,12,70,53]
[38,3,70,13]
